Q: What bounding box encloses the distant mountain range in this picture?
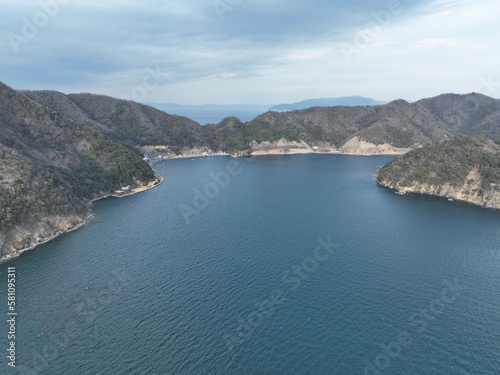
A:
[145,103,271,124]
[15,88,500,153]
[146,103,271,111]
[2,81,500,260]
[148,96,385,113]
[146,96,386,124]
[269,96,386,111]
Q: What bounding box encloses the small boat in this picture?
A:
[448,198,454,202]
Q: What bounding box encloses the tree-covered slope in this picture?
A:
[377,135,500,209]
[416,93,500,136]
[0,82,156,258]
[3,82,500,259]
[223,99,451,150]
[23,90,500,154]
[23,90,214,151]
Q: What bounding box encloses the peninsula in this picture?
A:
[376,136,500,209]
[0,83,160,261]
[2,81,500,261]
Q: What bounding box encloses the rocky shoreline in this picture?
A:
[141,137,413,159]
[244,137,411,157]
[0,214,90,264]
[1,147,400,264]
[375,136,500,212]
[0,177,163,264]
[377,179,500,211]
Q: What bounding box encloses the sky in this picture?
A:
[1,0,500,104]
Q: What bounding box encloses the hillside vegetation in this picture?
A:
[377,136,500,209]
[0,83,156,258]
[23,91,500,154]
[2,82,500,260]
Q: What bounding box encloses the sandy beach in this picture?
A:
[249,148,409,157]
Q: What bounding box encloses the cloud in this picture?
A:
[410,37,466,48]
[1,0,499,103]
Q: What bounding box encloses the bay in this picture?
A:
[1,154,499,374]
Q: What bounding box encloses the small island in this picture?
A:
[376,135,500,209]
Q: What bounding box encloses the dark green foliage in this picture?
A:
[0,82,156,233]
[416,93,500,140]
[377,135,500,189]
[21,90,500,154]
[3,81,500,236]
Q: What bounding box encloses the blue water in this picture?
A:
[1,154,499,374]
[153,108,266,124]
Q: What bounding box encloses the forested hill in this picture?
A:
[377,135,500,209]
[0,82,156,259]
[2,81,500,260]
[23,90,500,154]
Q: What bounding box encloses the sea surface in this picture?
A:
[1,154,499,375]
[149,108,267,124]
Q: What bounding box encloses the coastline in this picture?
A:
[0,151,404,265]
[0,176,163,265]
[248,147,408,157]
[109,176,164,198]
[377,180,500,211]
[147,152,230,164]
[13,215,92,259]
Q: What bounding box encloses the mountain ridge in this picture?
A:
[0,82,158,260]
[22,89,500,155]
[2,82,500,261]
[270,96,386,111]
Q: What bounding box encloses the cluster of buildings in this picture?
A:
[112,186,132,197]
